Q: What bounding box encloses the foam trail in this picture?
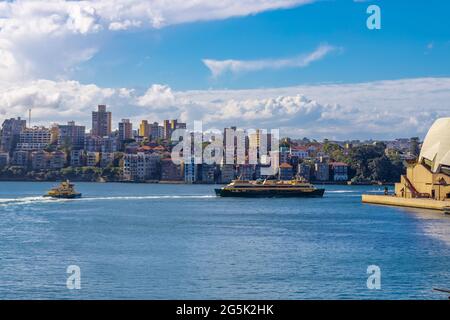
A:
[0,195,215,207]
[78,195,215,201]
[0,196,53,204]
[0,196,62,207]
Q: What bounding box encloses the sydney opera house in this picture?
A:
[363,118,450,211]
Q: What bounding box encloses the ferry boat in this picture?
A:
[44,180,82,199]
[215,179,325,197]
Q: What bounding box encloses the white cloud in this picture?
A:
[0,0,314,83]
[203,44,337,77]
[109,19,142,31]
[1,77,449,140]
[137,84,176,109]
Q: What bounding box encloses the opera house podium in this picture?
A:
[363,117,450,212]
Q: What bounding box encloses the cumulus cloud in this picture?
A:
[203,44,337,77]
[1,77,449,140]
[0,0,314,83]
[137,85,176,109]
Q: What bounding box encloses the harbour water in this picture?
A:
[0,182,449,299]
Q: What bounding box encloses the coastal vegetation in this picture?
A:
[0,166,123,182]
[321,141,405,183]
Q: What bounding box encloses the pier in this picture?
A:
[362,194,449,212]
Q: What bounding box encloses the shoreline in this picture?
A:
[0,178,394,186]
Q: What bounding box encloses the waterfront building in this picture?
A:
[237,164,255,180]
[0,152,9,168]
[92,105,112,137]
[307,144,319,158]
[139,120,150,138]
[17,127,51,151]
[249,129,272,161]
[184,156,199,183]
[279,163,293,180]
[298,163,311,181]
[100,152,115,168]
[0,117,26,153]
[145,153,161,179]
[330,162,349,181]
[123,152,160,181]
[223,127,237,165]
[101,136,118,153]
[280,146,290,164]
[86,152,100,167]
[291,146,309,159]
[161,158,183,181]
[57,121,86,150]
[201,164,216,184]
[31,150,49,170]
[248,130,261,152]
[314,162,330,181]
[70,150,84,167]
[118,119,133,141]
[49,151,66,169]
[12,150,29,167]
[85,135,103,152]
[50,124,59,144]
[394,118,450,201]
[220,164,235,183]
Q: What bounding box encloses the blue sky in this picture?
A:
[0,0,449,139]
[74,0,450,90]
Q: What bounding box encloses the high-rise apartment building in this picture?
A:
[17,127,51,151]
[139,120,150,138]
[92,105,112,137]
[163,119,185,140]
[123,153,161,181]
[118,119,133,141]
[170,120,177,131]
[163,120,171,140]
[150,122,160,140]
[0,117,26,153]
[57,121,86,150]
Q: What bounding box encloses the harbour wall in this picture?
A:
[362,194,450,212]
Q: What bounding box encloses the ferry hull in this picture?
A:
[44,193,82,199]
[215,188,325,198]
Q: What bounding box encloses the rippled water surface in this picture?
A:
[0,182,449,299]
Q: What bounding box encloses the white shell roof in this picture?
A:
[419,117,450,173]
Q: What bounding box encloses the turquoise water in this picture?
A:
[0,182,449,299]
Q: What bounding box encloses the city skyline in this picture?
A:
[3,107,427,143]
[0,1,449,140]
[1,102,420,185]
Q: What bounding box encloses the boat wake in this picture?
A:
[0,196,55,206]
[79,195,215,201]
[0,195,215,207]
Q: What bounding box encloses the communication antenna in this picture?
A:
[28,108,31,128]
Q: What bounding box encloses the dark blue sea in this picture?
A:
[0,182,449,299]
